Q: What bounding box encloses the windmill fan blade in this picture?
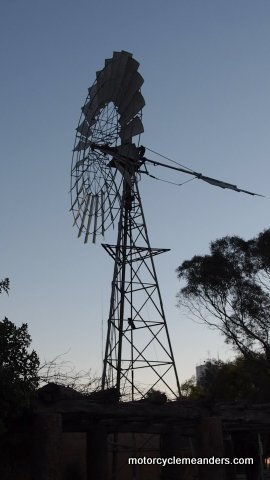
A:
[82,99,105,124]
[104,180,116,224]
[110,51,131,102]
[90,52,132,106]
[81,100,91,116]
[118,92,145,123]
[84,195,95,244]
[109,51,136,103]
[78,194,91,237]
[116,71,144,113]
[92,195,99,244]
[90,81,112,107]
[76,120,91,138]
[74,139,92,152]
[71,51,145,244]
[94,63,112,93]
[73,191,88,225]
[73,157,87,169]
[101,189,105,237]
[94,61,113,99]
[116,57,140,107]
[120,116,144,143]
[70,183,84,211]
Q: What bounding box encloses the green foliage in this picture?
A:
[0,318,39,388]
[182,356,270,402]
[180,375,203,399]
[145,388,167,404]
[0,278,9,295]
[0,279,40,428]
[176,229,270,366]
[0,318,40,424]
[0,277,40,478]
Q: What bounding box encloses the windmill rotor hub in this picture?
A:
[90,142,142,178]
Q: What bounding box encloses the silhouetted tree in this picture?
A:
[204,356,270,402]
[176,229,270,368]
[0,318,39,427]
[180,375,203,399]
[0,279,39,431]
[0,278,9,295]
[38,351,101,394]
[182,356,270,402]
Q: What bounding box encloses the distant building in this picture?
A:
[196,364,207,385]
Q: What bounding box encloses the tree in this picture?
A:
[176,229,270,367]
[182,356,270,402]
[0,318,40,425]
[0,317,39,387]
[0,278,9,295]
[38,351,100,395]
[180,375,203,399]
[0,279,39,430]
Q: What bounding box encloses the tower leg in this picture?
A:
[102,178,180,399]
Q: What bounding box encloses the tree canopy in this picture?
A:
[0,278,9,295]
[0,317,39,390]
[0,279,39,430]
[176,229,270,366]
[181,356,270,402]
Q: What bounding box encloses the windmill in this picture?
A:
[70,51,261,401]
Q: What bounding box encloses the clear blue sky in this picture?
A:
[1,0,269,385]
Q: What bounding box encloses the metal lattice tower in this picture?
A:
[101,178,180,399]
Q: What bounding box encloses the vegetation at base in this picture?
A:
[0,279,40,433]
[181,355,270,402]
[145,388,167,404]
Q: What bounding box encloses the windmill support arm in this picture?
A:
[142,156,263,197]
[89,142,263,197]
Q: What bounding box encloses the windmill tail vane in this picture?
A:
[89,141,264,197]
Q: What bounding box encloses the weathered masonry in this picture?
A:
[12,387,270,480]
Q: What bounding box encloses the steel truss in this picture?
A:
[101,177,180,400]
